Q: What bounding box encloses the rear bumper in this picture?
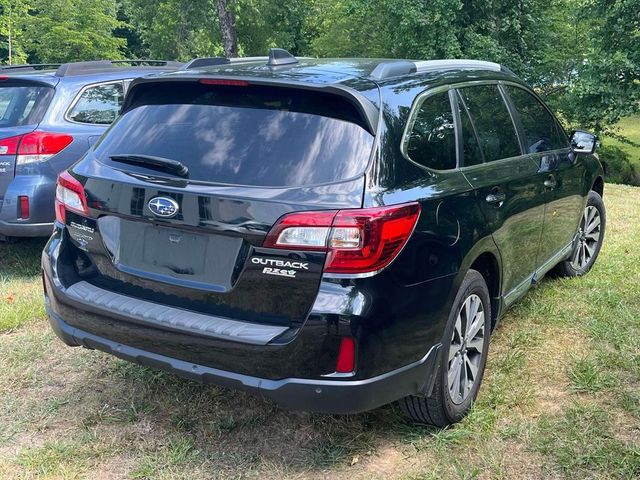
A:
[0,219,53,237]
[0,174,56,237]
[46,305,440,414]
[42,225,448,414]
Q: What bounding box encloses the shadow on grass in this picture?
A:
[50,355,433,475]
[0,237,48,280]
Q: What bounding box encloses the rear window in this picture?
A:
[93,83,375,187]
[0,84,53,127]
[405,92,457,171]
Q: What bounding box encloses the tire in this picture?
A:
[555,190,606,277]
[399,269,491,426]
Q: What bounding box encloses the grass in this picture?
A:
[0,184,639,479]
[605,114,640,166]
[0,238,47,332]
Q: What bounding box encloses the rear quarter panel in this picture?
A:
[333,82,502,376]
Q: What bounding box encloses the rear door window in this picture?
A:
[505,86,568,153]
[67,82,124,125]
[405,92,457,170]
[457,85,522,162]
[0,85,53,127]
[93,83,375,187]
[455,91,484,167]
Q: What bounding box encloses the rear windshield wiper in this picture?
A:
[109,154,189,177]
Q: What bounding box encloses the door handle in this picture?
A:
[544,174,557,189]
[485,190,506,206]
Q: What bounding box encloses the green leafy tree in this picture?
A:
[114,0,146,58]
[310,0,463,58]
[22,0,125,62]
[0,0,30,64]
[557,0,640,132]
[123,0,223,60]
[236,0,314,55]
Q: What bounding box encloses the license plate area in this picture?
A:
[112,220,243,292]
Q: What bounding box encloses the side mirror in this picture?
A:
[570,130,597,154]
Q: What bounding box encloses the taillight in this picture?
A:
[55,171,88,223]
[263,202,421,275]
[0,134,23,155]
[17,132,73,165]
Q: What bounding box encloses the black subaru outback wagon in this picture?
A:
[43,50,605,426]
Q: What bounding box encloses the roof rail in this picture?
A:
[110,59,183,68]
[55,60,112,77]
[267,48,298,67]
[54,59,182,77]
[181,56,272,70]
[232,56,269,63]
[370,59,502,80]
[182,57,231,69]
[414,59,501,73]
[0,63,62,72]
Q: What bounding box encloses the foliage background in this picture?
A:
[0,0,638,175]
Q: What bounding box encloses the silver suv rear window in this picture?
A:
[0,85,53,127]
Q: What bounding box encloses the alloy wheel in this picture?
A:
[447,294,486,405]
[571,205,601,270]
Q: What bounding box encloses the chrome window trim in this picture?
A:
[64,79,127,126]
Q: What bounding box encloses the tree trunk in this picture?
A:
[216,0,238,58]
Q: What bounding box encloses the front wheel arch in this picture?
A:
[592,176,604,197]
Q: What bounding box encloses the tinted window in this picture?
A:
[458,85,521,162]
[506,86,567,153]
[406,92,456,170]
[93,84,374,187]
[456,92,484,167]
[0,85,53,127]
[68,82,124,124]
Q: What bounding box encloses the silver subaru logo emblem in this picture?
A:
[148,197,179,218]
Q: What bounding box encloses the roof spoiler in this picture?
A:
[122,75,380,136]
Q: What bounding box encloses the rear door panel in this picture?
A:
[462,156,545,299]
[532,151,585,265]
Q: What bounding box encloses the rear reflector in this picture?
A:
[199,78,251,86]
[18,196,29,219]
[0,76,7,81]
[55,171,88,223]
[264,203,421,275]
[17,131,73,165]
[335,337,356,373]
